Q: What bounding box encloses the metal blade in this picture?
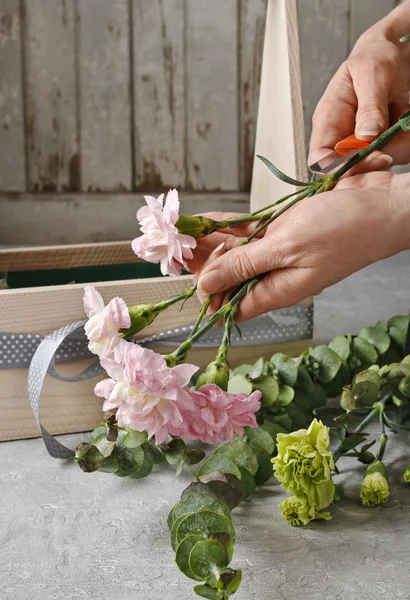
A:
[309,149,359,175]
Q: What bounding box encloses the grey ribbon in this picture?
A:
[6,304,313,459]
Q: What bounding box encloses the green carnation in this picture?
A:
[360,461,389,506]
[403,466,410,484]
[279,494,331,527]
[272,419,335,511]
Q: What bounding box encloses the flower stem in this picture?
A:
[332,121,402,180]
[154,285,196,313]
[190,295,211,337]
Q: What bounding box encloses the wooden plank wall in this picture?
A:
[0,0,404,243]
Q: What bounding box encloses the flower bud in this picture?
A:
[196,358,230,391]
[403,466,410,484]
[176,215,219,238]
[121,304,159,337]
[279,494,331,527]
[360,461,389,506]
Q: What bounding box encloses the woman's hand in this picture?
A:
[309,24,410,173]
[193,172,410,321]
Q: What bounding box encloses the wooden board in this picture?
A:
[0,241,141,272]
[77,0,132,191]
[297,0,350,147]
[24,0,79,191]
[186,0,239,191]
[349,1,396,48]
[132,0,185,191]
[0,192,249,245]
[239,0,267,191]
[0,0,26,191]
[250,0,307,210]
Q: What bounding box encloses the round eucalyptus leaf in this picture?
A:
[224,568,242,594]
[163,438,187,465]
[399,375,410,398]
[261,421,287,443]
[215,439,259,476]
[147,443,166,465]
[181,482,218,500]
[129,444,154,479]
[278,385,295,407]
[184,449,206,465]
[328,335,350,362]
[171,514,193,551]
[198,455,241,480]
[238,467,256,500]
[90,426,108,441]
[189,540,229,580]
[98,455,119,474]
[232,364,253,376]
[295,367,315,393]
[243,427,274,455]
[122,430,148,449]
[310,345,343,383]
[175,534,205,581]
[167,506,176,531]
[90,431,115,458]
[249,357,264,380]
[269,410,292,432]
[176,511,235,559]
[114,437,144,477]
[352,380,380,407]
[340,388,356,411]
[387,315,410,351]
[355,369,381,389]
[199,472,244,508]
[270,353,298,386]
[359,322,390,355]
[251,375,279,407]
[174,493,231,522]
[251,447,273,485]
[349,337,379,373]
[227,374,253,395]
[193,584,222,599]
[285,403,309,430]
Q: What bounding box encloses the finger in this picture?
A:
[343,150,393,176]
[197,236,282,297]
[351,59,390,139]
[235,268,318,322]
[308,63,358,166]
[194,242,227,294]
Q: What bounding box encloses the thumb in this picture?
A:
[197,237,278,297]
[352,64,390,139]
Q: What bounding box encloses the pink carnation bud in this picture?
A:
[83,286,131,359]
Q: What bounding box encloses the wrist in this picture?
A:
[386,178,410,256]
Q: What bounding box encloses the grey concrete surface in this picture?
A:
[2,251,410,600]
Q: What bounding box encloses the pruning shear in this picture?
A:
[309,134,370,175]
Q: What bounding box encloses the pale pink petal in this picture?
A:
[83,286,105,318]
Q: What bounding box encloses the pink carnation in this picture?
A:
[132,189,196,277]
[94,343,199,444]
[187,384,262,445]
[83,286,131,359]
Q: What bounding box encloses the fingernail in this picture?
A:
[198,270,224,297]
[208,242,225,260]
[356,125,381,139]
[369,154,393,170]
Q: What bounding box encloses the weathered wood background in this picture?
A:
[0,0,402,244]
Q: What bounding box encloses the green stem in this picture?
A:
[153,285,196,313]
[245,188,312,244]
[190,295,211,337]
[332,121,402,179]
[170,276,263,362]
